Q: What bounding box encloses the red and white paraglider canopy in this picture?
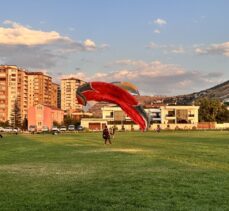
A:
[76,81,149,131]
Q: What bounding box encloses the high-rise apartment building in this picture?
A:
[27,72,52,108]
[0,65,28,124]
[61,78,84,111]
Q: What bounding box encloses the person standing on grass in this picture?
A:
[156,124,161,132]
[103,125,111,144]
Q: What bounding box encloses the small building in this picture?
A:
[158,105,199,130]
[160,105,199,124]
[28,104,64,131]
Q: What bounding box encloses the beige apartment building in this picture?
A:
[0,65,59,125]
[27,72,53,108]
[0,65,28,124]
[61,77,84,111]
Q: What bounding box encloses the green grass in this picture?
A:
[0,131,228,210]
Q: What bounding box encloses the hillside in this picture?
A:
[164,80,229,105]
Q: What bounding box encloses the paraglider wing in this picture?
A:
[111,81,140,95]
[76,82,149,131]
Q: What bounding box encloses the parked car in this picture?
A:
[68,125,75,131]
[13,128,21,133]
[76,125,84,131]
[3,127,19,133]
[42,126,49,132]
[51,126,60,132]
[28,125,37,133]
[4,127,13,132]
[60,126,67,132]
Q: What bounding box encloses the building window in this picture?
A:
[168,119,175,124]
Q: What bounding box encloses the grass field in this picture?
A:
[0,131,228,210]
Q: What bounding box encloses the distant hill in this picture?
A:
[164,80,229,105]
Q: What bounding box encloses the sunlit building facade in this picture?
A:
[27,72,53,108]
[28,104,64,131]
[0,65,28,124]
[61,77,84,111]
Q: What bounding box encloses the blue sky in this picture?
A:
[0,0,229,95]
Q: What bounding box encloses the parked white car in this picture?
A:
[60,126,67,132]
[28,125,37,133]
[51,126,60,132]
[3,127,18,133]
[68,125,75,131]
[42,126,49,132]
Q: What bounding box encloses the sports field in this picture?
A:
[0,131,228,210]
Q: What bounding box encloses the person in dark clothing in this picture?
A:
[0,134,2,138]
[103,125,111,144]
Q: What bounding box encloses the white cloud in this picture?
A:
[195,41,229,57]
[148,42,158,49]
[154,29,160,34]
[94,60,186,82]
[148,42,185,54]
[0,20,108,69]
[195,48,206,54]
[171,47,184,54]
[154,18,167,26]
[0,20,71,45]
[113,59,147,68]
[84,39,96,50]
[61,72,87,81]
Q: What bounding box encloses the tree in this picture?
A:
[216,104,229,123]
[63,114,80,126]
[195,97,229,123]
[10,100,21,128]
[53,120,61,127]
[0,121,10,127]
[22,117,28,130]
[63,114,74,126]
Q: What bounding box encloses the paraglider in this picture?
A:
[111,81,140,96]
[76,82,149,131]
